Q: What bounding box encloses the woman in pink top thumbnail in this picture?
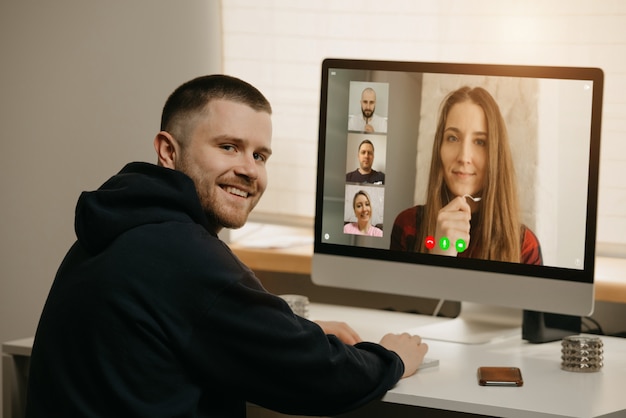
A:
[344,190,383,237]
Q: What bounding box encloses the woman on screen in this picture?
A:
[390,86,542,264]
[344,190,383,237]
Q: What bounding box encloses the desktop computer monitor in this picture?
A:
[312,59,603,343]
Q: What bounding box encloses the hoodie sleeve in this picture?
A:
[102,215,404,417]
[181,241,404,416]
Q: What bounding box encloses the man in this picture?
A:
[346,139,386,184]
[26,75,427,417]
[348,87,388,133]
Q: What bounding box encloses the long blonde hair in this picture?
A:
[417,86,521,262]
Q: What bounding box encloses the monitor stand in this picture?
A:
[407,302,522,345]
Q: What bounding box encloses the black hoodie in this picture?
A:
[26,162,403,417]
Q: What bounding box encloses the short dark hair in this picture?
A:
[160,74,272,144]
[359,139,374,152]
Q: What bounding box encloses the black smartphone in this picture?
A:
[477,366,524,387]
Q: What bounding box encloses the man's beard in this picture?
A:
[361,108,374,118]
[194,175,259,231]
[176,155,260,231]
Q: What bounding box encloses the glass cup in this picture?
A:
[279,294,310,318]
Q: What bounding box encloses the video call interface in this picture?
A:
[317,62,599,273]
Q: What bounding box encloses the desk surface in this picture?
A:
[231,243,626,304]
[309,303,626,418]
[6,304,626,418]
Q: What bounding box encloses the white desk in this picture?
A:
[2,337,32,418]
[4,305,626,418]
[309,303,626,418]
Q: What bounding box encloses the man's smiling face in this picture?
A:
[176,99,272,232]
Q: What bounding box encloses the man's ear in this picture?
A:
[154,131,179,169]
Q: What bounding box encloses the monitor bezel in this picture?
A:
[312,59,603,316]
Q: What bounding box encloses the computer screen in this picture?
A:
[312,59,603,342]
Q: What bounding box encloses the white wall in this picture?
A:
[0,0,222,409]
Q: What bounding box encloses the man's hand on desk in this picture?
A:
[315,321,428,378]
[380,333,428,378]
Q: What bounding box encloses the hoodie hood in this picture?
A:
[75,162,211,254]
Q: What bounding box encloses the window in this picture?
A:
[221,1,626,253]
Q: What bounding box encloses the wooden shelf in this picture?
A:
[232,246,626,304]
[595,256,626,303]
[231,244,312,275]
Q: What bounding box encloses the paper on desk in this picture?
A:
[229,223,314,249]
[238,235,313,249]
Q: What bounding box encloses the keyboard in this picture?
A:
[418,357,439,370]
